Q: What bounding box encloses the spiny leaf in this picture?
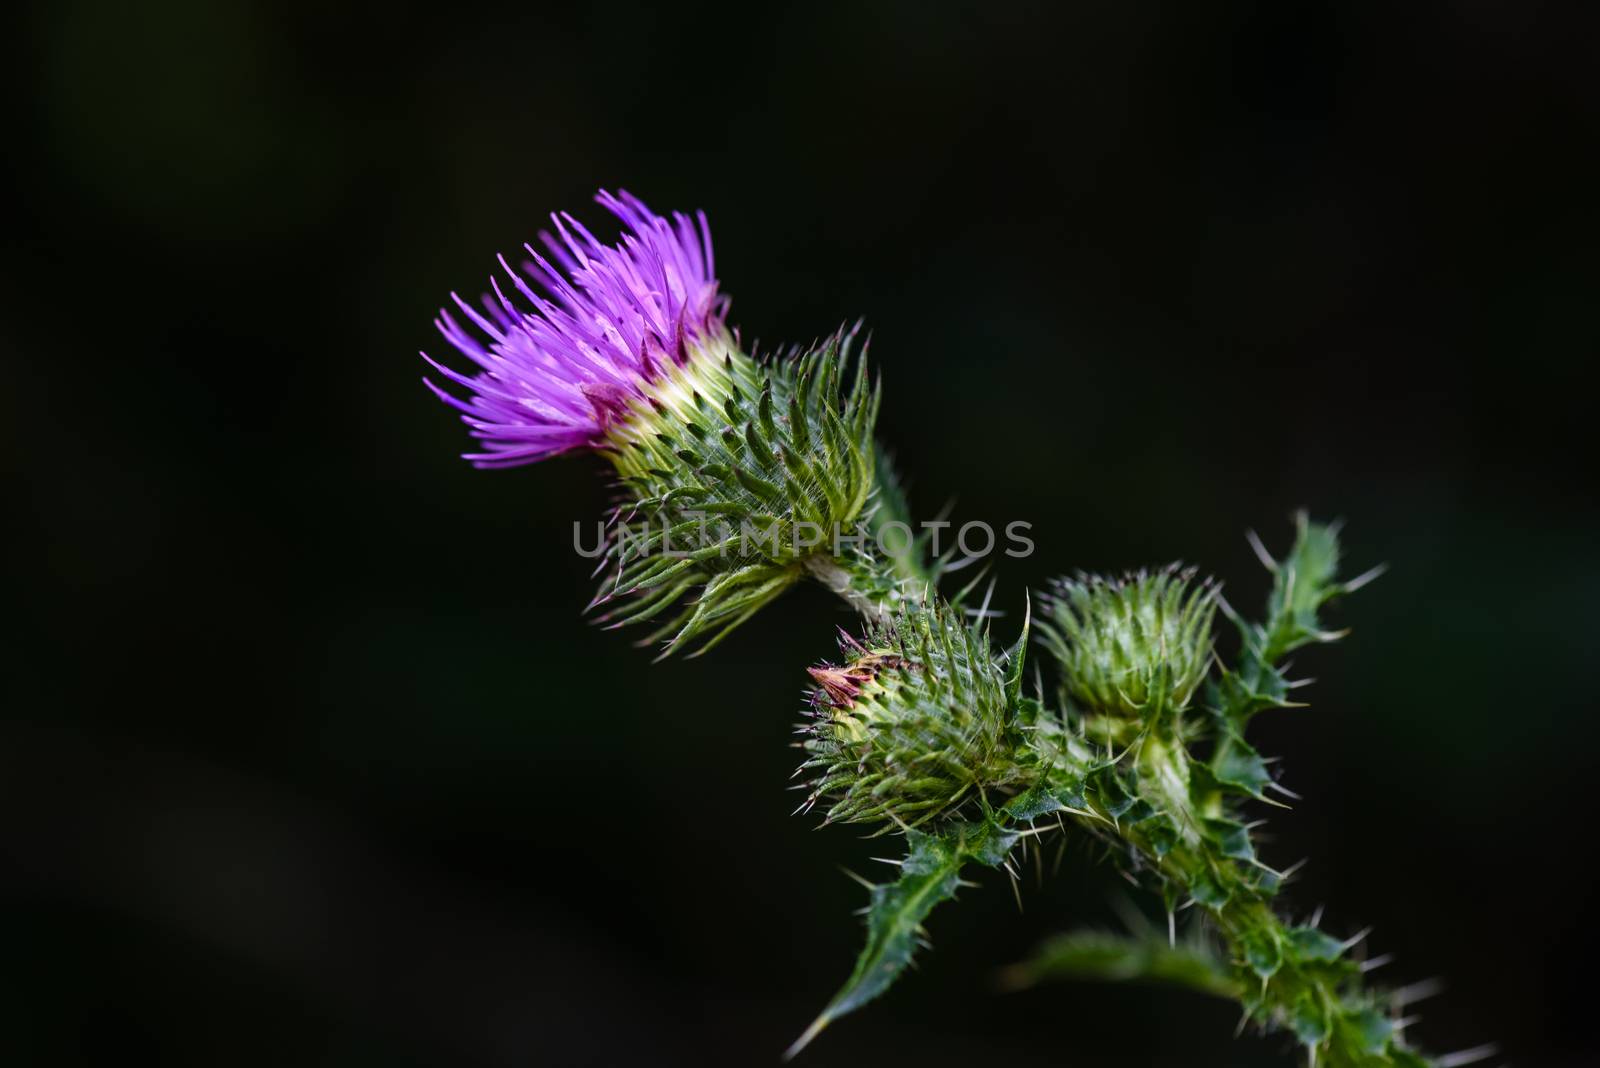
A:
[786,821,1010,1059]
[1000,928,1239,1000]
[1286,925,1346,963]
[1002,592,1031,711]
[1250,511,1377,663]
[1209,730,1272,799]
[1002,774,1090,822]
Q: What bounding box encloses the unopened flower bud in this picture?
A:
[799,603,1026,827]
[1040,566,1218,718]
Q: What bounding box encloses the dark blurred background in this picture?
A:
[4,1,1597,1065]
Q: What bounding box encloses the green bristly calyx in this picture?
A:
[1040,565,1220,722]
[590,327,884,654]
[799,596,1034,828]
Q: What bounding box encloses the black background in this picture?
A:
[5,2,1597,1065]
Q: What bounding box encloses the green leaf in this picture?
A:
[1003,775,1089,822]
[1282,511,1342,618]
[1001,929,1239,1000]
[787,822,1008,1058]
[1002,593,1031,711]
[1286,925,1345,963]
[1335,1006,1394,1055]
[1203,817,1257,863]
[1216,664,1291,719]
[967,822,1021,868]
[1291,992,1333,1046]
[1253,512,1374,663]
[1188,869,1231,910]
[1209,730,1272,799]
[1136,810,1181,858]
[1094,767,1144,821]
[1238,925,1283,979]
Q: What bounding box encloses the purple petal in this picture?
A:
[422,189,727,468]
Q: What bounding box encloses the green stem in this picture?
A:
[1045,760,1433,1067]
[801,552,899,619]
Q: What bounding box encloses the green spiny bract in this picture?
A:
[799,598,1031,828]
[591,326,880,655]
[1039,565,1220,723]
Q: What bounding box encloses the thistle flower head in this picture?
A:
[799,601,1027,827]
[422,192,885,656]
[423,189,728,467]
[1040,565,1219,719]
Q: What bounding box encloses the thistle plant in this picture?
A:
[422,190,1494,1066]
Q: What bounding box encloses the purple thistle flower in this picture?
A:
[423,190,728,468]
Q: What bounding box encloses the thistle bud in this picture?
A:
[799,602,1026,827]
[1039,566,1218,719]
